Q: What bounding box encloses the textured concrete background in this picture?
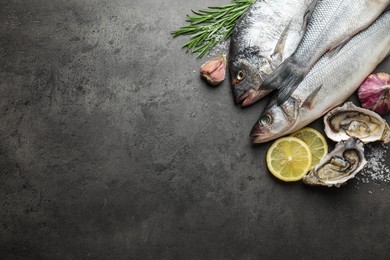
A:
[1,0,389,259]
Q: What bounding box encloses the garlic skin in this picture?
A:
[200,54,227,86]
[358,72,390,116]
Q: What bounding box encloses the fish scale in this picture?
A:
[261,0,390,105]
[251,10,390,144]
[294,0,386,61]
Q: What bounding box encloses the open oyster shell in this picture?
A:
[324,102,390,143]
[303,138,367,187]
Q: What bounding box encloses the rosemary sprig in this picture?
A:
[172,0,255,58]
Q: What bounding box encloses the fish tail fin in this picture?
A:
[261,57,307,105]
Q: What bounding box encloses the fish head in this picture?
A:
[229,49,274,106]
[250,97,300,143]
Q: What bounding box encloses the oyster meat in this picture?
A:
[303,138,367,187]
[324,102,390,143]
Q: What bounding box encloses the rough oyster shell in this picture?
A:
[324,102,390,143]
[303,138,367,187]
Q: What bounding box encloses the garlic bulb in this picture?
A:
[357,72,390,116]
[200,54,227,86]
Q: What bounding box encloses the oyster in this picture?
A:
[303,138,367,187]
[324,102,390,143]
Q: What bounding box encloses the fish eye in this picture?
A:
[236,70,246,81]
[260,115,272,125]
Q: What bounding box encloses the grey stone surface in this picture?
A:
[0,0,389,259]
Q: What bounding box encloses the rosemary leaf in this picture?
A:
[171,0,255,58]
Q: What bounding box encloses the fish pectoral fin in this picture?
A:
[268,59,306,105]
[302,0,319,30]
[300,84,323,110]
[276,78,302,106]
[263,56,306,94]
[271,20,292,60]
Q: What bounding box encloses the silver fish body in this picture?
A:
[229,0,312,106]
[262,0,390,104]
[251,10,390,144]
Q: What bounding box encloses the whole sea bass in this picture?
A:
[262,0,390,105]
[250,10,390,144]
[229,0,312,106]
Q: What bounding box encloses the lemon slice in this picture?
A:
[290,127,328,169]
[266,137,312,182]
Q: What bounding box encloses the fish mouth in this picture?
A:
[250,122,296,144]
[250,123,274,144]
[250,133,274,144]
[235,91,251,106]
[235,88,272,107]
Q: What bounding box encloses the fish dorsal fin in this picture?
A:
[300,84,323,109]
[302,0,319,30]
[271,20,292,60]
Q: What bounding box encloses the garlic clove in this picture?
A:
[200,54,227,86]
[358,72,390,116]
